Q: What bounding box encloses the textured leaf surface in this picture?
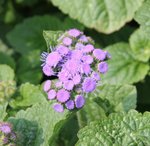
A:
[7,15,84,54]
[16,50,42,84]
[43,30,63,51]
[135,0,150,27]
[76,110,150,146]
[103,43,149,84]
[78,84,136,126]
[0,102,8,120]
[10,83,46,108]
[51,0,143,33]
[9,101,70,146]
[0,64,15,81]
[129,28,150,62]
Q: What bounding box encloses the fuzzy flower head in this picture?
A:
[0,122,17,145]
[41,28,110,112]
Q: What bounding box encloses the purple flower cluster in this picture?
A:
[41,28,110,112]
[0,122,16,146]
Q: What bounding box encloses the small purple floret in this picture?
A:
[65,100,74,110]
[53,103,64,112]
[48,89,56,100]
[83,44,94,53]
[63,37,72,46]
[63,80,74,90]
[43,80,51,92]
[91,72,100,81]
[0,123,11,134]
[56,45,69,56]
[98,61,108,74]
[75,95,85,108]
[93,49,107,61]
[82,77,96,93]
[68,29,81,37]
[57,89,70,103]
[42,64,54,76]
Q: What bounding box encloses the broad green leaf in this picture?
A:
[76,110,150,146]
[134,0,150,27]
[9,101,70,146]
[78,84,136,127]
[0,102,8,120]
[129,28,150,62]
[0,64,15,81]
[10,83,46,108]
[16,50,42,84]
[43,30,63,50]
[92,84,137,112]
[0,52,15,69]
[0,65,16,102]
[51,0,143,33]
[103,43,149,84]
[7,15,84,55]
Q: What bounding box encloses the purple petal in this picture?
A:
[81,63,91,75]
[75,95,85,108]
[98,61,108,74]
[56,45,69,56]
[68,29,81,37]
[65,100,75,110]
[82,55,93,64]
[55,81,62,88]
[53,103,64,112]
[57,89,70,103]
[73,74,81,85]
[93,49,107,61]
[75,43,85,50]
[63,37,72,46]
[63,80,74,90]
[82,77,96,93]
[42,64,54,76]
[0,123,11,134]
[91,72,100,81]
[43,80,51,92]
[48,89,56,100]
[79,35,88,42]
[46,52,61,67]
[83,44,94,53]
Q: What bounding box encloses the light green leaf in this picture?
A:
[9,101,70,146]
[0,102,8,120]
[10,83,46,108]
[0,64,15,81]
[78,84,136,127]
[92,84,137,112]
[43,30,63,50]
[76,110,150,146]
[129,28,150,62]
[134,0,150,27]
[7,15,84,55]
[103,43,149,84]
[51,0,143,33]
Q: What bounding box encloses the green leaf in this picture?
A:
[92,84,137,112]
[0,52,15,69]
[43,30,63,50]
[9,101,70,146]
[129,28,150,62]
[0,64,15,81]
[51,0,143,33]
[76,110,150,146]
[10,83,46,108]
[16,50,42,84]
[0,102,8,120]
[134,0,150,28]
[77,84,136,127]
[7,15,84,55]
[103,43,149,84]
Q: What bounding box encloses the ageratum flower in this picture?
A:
[41,28,110,112]
[0,122,17,146]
